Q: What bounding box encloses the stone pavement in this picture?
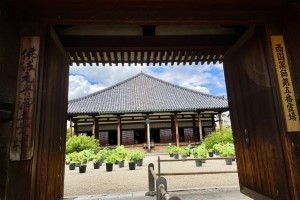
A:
[65,187,252,200]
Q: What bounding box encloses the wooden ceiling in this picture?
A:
[56,25,244,65]
[9,0,286,66]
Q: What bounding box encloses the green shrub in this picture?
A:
[196,144,208,158]
[203,128,233,151]
[113,145,128,162]
[66,134,100,154]
[219,143,235,157]
[126,150,144,162]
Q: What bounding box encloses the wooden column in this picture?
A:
[74,119,78,135]
[117,115,121,146]
[69,118,73,136]
[174,113,179,147]
[192,114,197,142]
[171,115,176,143]
[218,112,223,131]
[145,114,151,152]
[198,112,203,142]
[92,117,99,139]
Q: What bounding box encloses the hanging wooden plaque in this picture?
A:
[10,37,40,160]
[271,35,300,132]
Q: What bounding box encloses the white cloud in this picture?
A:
[68,75,106,100]
[68,62,227,100]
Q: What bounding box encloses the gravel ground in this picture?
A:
[64,153,241,198]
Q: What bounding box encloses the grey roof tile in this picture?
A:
[68,73,228,115]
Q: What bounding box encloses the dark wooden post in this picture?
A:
[174,113,179,147]
[171,115,176,143]
[92,116,99,139]
[192,114,197,142]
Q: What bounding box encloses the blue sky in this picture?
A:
[68,62,227,100]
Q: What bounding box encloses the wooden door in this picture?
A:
[223,27,290,199]
[33,26,69,199]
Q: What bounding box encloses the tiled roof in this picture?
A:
[68,73,228,115]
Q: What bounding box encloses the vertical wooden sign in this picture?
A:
[10,37,40,160]
[271,35,300,132]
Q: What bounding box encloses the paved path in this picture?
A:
[64,153,252,199]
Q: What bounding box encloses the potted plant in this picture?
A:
[208,148,214,157]
[196,145,208,166]
[219,143,235,165]
[114,145,128,168]
[92,151,103,169]
[166,143,176,157]
[135,150,144,166]
[66,152,78,170]
[172,146,180,159]
[190,148,198,158]
[213,143,223,156]
[105,153,116,172]
[126,150,139,170]
[77,150,92,173]
[179,147,189,159]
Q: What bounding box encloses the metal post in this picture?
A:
[145,163,156,196]
[156,177,167,200]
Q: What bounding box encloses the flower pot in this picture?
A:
[79,165,87,173]
[136,159,143,166]
[195,160,202,167]
[94,162,101,169]
[225,158,232,165]
[129,162,136,170]
[169,154,174,157]
[69,163,76,170]
[106,163,114,172]
[118,160,125,168]
[174,154,179,159]
[208,152,214,157]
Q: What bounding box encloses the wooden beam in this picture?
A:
[13,1,283,24]
[61,35,236,50]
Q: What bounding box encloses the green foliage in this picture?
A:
[113,145,128,162]
[166,143,176,154]
[126,150,144,162]
[179,147,189,156]
[167,145,180,155]
[190,148,198,157]
[219,143,235,157]
[66,152,78,164]
[105,153,116,164]
[203,128,233,151]
[66,134,100,154]
[196,144,208,158]
[213,143,223,153]
[66,150,92,165]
